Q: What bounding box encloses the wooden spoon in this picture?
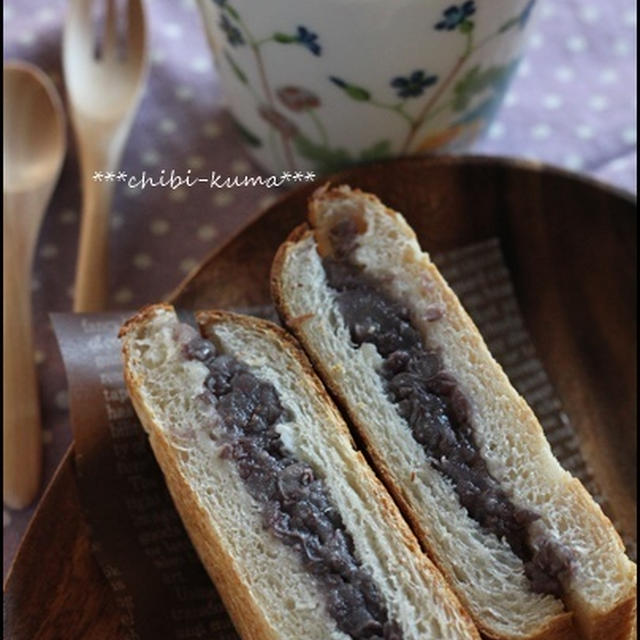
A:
[63,0,148,312]
[3,61,66,509]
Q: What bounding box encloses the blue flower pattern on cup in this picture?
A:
[391,71,439,98]
[272,26,322,56]
[219,14,244,47]
[209,0,536,172]
[435,1,476,31]
[295,26,321,56]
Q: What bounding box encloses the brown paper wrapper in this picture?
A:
[52,313,239,640]
[51,239,634,640]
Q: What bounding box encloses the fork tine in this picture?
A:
[68,0,93,27]
[64,0,95,60]
[126,0,146,61]
[103,0,118,59]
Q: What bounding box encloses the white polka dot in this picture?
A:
[159,119,177,134]
[555,66,574,82]
[42,429,53,444]
[613,39,630,56]
[231,159,251,174]
[133,253,152,269]
[564,153,584,170]
[169,188,188,202]
[151,49,166,64]
[504,92,519,107]
[197,224,218,241]
[114,288,133,304]
[59,208,77,224]
[191,57,211,73]
[540,3,556,18]
[36,7,56,22]
[31,278,41,291]
[40,244,58,259]
[575,124,594,140]
[175,86,193,101]
[34,350,46,365]
[163,23,183,39]
[55,390,69,410]
[623,9,636,27]
[610,157,630,172]
[621,126,636,144]
[3,510,11,528]
[258,195,277,210]
[542,94,563,110]
[578,6,599,23]
[517,60,531,77]
[203,122,221,138]
[187,155,205,169]
[488,122,505,139]
[566,35,587,53]
[141,150,160,166]
[151,219,170,235]
[18,32,35,45]
[111,213,124,229]
[179,257,198,274]
[213,191,234,207]
[588,95,609,111]
[600,68,619,84]
[531,124,551,140]
[529,33,544,50]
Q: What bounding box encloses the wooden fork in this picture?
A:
[63,0,148,311]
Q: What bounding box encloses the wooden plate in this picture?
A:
[4,156,636,639]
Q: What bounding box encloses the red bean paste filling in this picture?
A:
[321,218,574,599]
[183,334,402,640]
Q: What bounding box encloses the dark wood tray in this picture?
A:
[4,156,636,639]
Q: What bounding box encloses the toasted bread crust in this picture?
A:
[270,185,637,640]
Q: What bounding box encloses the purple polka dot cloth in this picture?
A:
[2,0,636,577]
[476,1,637,190]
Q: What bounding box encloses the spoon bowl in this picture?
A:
[3,62,66,193]
[3,60,66,509]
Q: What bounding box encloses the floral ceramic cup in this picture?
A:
[197,0,538,175]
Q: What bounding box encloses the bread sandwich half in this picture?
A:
[120,304,480,640]
[271,185,637,640]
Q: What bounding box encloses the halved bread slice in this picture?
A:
[271,185,636,640]
[120,304,480,640]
